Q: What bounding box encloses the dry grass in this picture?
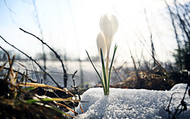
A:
[0,47,81,119]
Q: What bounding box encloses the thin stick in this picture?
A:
[19,28,68,87]
[0,36,61,88]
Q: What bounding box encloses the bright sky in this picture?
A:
[0,0,189,64]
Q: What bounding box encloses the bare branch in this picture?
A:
[19,28,68,87]
[0,35,62,88]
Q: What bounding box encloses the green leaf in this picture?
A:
[108,44,118,88]
[100,48,108,95]
[22,87,36,91]
[85,50,102,79]
[25,99,38,104]
[85,50,105,90]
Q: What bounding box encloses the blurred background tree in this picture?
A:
[165,0,190,70]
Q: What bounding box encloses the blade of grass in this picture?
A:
[10,55,15,85]
[0,46,13,81]
[22,87,36,91]
[14,69,19,84]
[42,98,80,102]
[25,99,38,104]
[19,83,75,97]
[0,61,7,72]
[25,98,80,104]
[57,102,78,115]
[80,104,84,113]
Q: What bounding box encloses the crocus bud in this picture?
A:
[99,13,118,50]
[97,32,106,59]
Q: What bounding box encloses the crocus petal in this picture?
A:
[99,13,118,49]
[97,32,106,59]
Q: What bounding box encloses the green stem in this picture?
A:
[105,50,109,95]
[100,49,108,95]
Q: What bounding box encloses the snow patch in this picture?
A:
[170,83,189,92]
[69,83,190,119]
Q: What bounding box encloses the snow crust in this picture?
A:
[70,83,190,119]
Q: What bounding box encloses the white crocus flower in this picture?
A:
[99,13,118,95]
[99,13,118,51]
[86,13,118,95]
[96,32,107,90]
[97,32,106,59]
